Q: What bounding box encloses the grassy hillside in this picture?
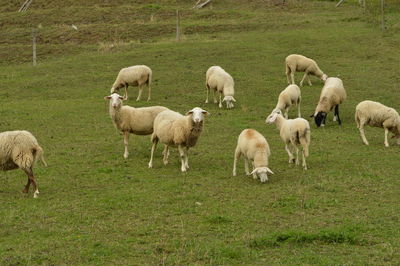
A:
[1,0,400,264]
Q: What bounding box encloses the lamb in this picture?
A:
[355,100,400,147]
[285,54,328,86]
[0,130,47,198]
[311,77,346,127]
[104,93,168,159]
[266,109,310,170]
[232,129,274,182]
[148,107,210,172]
[110,65,152,101]
[205,66,236,109]
[274,84,301,119]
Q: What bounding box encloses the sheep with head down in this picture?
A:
[205,66,236,109]
[148,107,210,172]
[285,54,328,86]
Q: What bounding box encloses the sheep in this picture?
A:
[274,84,301,119]
[355,100,400,147]
[266,109,310,170]
[285,54,328,86]
[104,93,168,159]
[110,65,152,101]
[232,129,274,182]
[148,107,210,172]
[205,66,236,109]
[0,130,47,198]
[310,77,346,127]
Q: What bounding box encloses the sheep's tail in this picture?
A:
[285,62,290,75]
[354,109,360,129]
[146,70,152,87]
[35,145,47,167]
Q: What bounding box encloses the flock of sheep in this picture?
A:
[1,54,400,197]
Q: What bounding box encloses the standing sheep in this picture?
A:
[311,77,346,127]
[233,129,274,183]
[285,54,328,86]
[110,65,152,101]
[205,66,236,109]
[274,84,301,119]
[266,109,310,170]
[355,100,400,147]
[148,107,210,172]
[0,130,47,198]
[104,93,168,159]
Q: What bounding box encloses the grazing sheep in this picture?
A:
[205,66,236,109]
[232,129,274,182]
[311,77,346,127]
[104,93,168,159]
[110,65,152,101]
[266,109,310,170]
[355,100,400,147]
[274,84,301,119]
[0,130,47,198]
[148,107,210,172]
[285,54,328,86]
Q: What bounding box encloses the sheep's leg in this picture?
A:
[213,90,218,104]
[218,92,223,108]
[24,169,39,198]
[300,73,308,87]
[384,128,389,147]
[22,177,31,193]
[251,162,257,179]
[307,75,312,86]
[285,144,295,163]
[359,122,369,145]
[233,146,241,176]
[162,145,169,165]
[123,85,129,100]
[295,147,300,165]
[290,70,295,85]
[178,145,187,172]
[297,100,301,118]
[136,85,143,101]
[284,107,289,119]
[244,158,251,176]
[147,83,151,101]
[184,147,189,169]
[335,105,342,125]
[205,84,210,103]
[148,137,158,168]
[123,132,129,159]
[286,65,291,84]
[302,149,307,170]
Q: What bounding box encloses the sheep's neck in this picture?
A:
[110,104,123,130]
[274,115,285,131]
[254,151,268,168]
[186,117,203,147]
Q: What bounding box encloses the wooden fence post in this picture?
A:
[381,0,385,31]
[32,29,37,66]
[176,10,180,41]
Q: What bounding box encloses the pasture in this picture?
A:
[1,0,399,264]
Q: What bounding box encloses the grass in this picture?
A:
[1,0,400,264]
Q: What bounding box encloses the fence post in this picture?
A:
[381,0,385,31]
[176,10,180,41]
[32,29,37,66]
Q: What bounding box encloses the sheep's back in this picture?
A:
[356,101,399,127]
[237,129,268,159]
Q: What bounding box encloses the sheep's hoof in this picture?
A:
[22,188,28,194]
[260,178,268,183]
[232,172,237,177]
[33,191,39,198]
[123,153,129,159]
[163,160,168,165]
[205,100,209,104]
[148,162,153,168]
[289,158,295,164]
[384,143,389,147]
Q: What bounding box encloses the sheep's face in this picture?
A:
[251,167,274,183]
[313,111,326,127]
[223,96,236,109]
[104,93,124,110]
[186,107,210,124]
[265,109,282,124]
[321,74,328,82]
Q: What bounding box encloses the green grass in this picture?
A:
[1,0,400,264]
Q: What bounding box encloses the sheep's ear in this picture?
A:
[269,113,278,122]
[251,168,258,175]
[232,97,237,102]
[266,167,274,175]
[186,110,194,115]
[202,110,210,116]
[119,96,124,100]
[104,96,111,100]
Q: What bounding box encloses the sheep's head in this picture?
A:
[222,96,236,109]
[321,74,328,82]
[104,93,124,110]
[311,111,326,127]
[265,109,282,124]
[251,167,274,183]
[186,107,210,124]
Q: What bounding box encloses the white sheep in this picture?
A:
[274,84,301,119]
[0,130,47,198]
[285,54,328,86]
[311,77,346,127]
[148,107,210,172]
[205,66,236,109]
[266,109,310,170]
[355,100,400,147]
[104,93,168,159]
[110,65,152,101]
[232,129,274,182]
